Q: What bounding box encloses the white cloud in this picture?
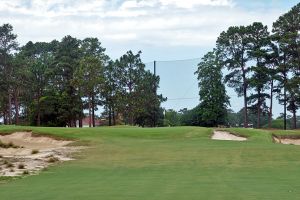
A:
[159,0,233,8]
[119,0,233,9]
[0,0,290,52]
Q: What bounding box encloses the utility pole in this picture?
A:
[153,61,156,127]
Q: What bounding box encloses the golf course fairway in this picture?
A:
[1,126,300,200]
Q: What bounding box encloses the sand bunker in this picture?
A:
[0,132,82,177]
[212,130,247,141]
[273,136,300,145]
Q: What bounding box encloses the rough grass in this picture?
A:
[0,126,300,199]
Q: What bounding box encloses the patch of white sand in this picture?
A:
[273,136,300,145]
[0,132,83,177]
[212,131,247,141]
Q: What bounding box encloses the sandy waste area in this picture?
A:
[273,136,300,145]
[212,130,247,141]
[0,132,82,177]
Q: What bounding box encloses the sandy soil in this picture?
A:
[273,136,300,145]
[212,130,247,141]
[0,132,83,177]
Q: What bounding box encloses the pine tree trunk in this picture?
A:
[88,96,92,128]
[92,95,95,127]
[283,86,287,130]
[241,62,248,128]
[37,91,41,126]
[8,93,12,125]
[79,99,84,128]
[257,90,261,129]
[268,80,273,129]
[108,105,112,126]
[128,83,134,125]
[37,106,41,126]
[292,109,297,130]
[14,90,19,125]
[283,57,287,130]
[112,108,116,126]
[243,81,248,128]
[3,110,7,125]
[79,118,83,128]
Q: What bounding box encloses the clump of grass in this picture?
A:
[0,140,9,148]
[6,162,14,168]
[18,164,25,169]
[23,170,29,175]
[8,142,15,148]
[31,149,39,154]
[0,140,19,148]
[48,157,59,163]
[3,160,8,165]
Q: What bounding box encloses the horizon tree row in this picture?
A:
[0,25,165,127]
[194,3,300,129]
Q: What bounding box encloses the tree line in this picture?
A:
[0,25,165,127]
[1,3,300,129]
[190,3,300,129]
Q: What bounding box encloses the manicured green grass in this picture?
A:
[1,126,300,199]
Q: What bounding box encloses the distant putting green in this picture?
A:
[1,126,300,200]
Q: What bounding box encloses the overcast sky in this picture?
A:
[0,0,298,117]
[0,0,298,60]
